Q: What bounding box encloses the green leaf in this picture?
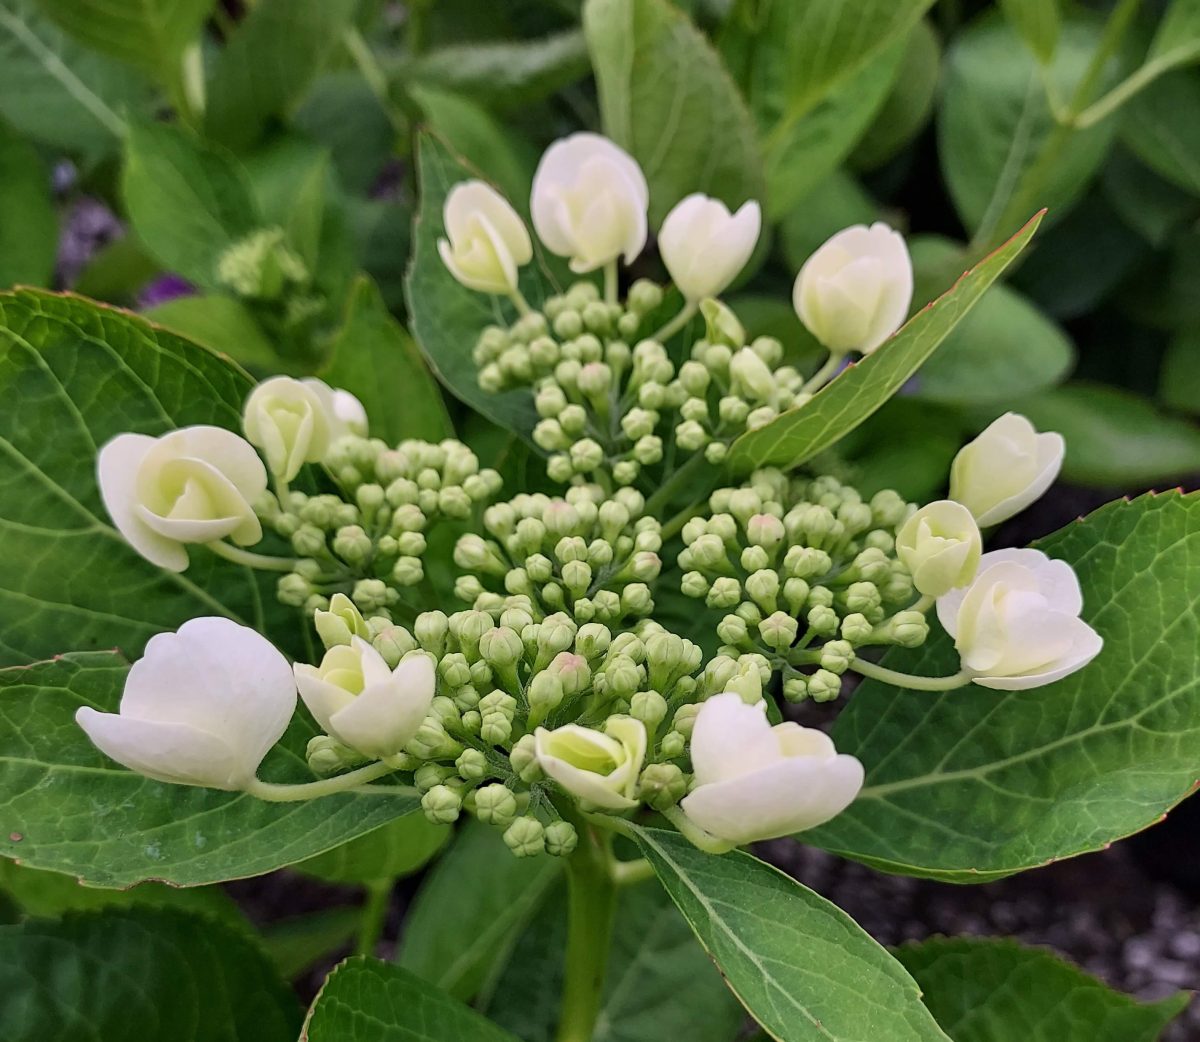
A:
[850,19,942,172]
[1010,383,1200,486]
[145,295,281,371]
[35,0,212,96]
[122,120,259,289]
[997,0,1060,63]
[1160,328,1200,416]
[240,137,330,270]
[295,814,450,884]
[631,825,952,1042]
[72,236,162,304]
[0,651,421,887]
[204,0,359,152]
[395,819,561,1000]
[1121,67,1200,195]
[0,0,153,155]
[810,492,1200,881]
[293,72,395,196]
[406,132,551,439]
[410,29,591,110]
[939,12,1116,243]
[260,906,360,980]
[487,881,744,1042]
[726,210,1044,473]
[324,275,454,445]
[896,937,1188,1042]
[304,957,522,1042]
[0,288,305,663]
[1102,147,1200,247]
[0,121,57,290]
[908,236,1074,405]
[778,171,879,273]
[586,0,765,225]
[0,907,301,1042]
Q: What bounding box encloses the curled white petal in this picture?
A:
[950,413,1065,526]
[438,180,532,294]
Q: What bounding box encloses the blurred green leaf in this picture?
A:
[205,0,358,152]
[260,907,361,980]
[241,137,331,270]
[409,29,591,110]
[1160,328,1200,416]
[0,121,57,289]
[1102,147,1200,246]
[997,0,1060,63]
[909,236,1074,405]
[325,275,454,444]
[145,294,280,370]
[586,0,765,224]
[72,235,161,302]
[940,12,1116,242]
[727,211,1044,472]
[395,820,560,1001]
[0,0,154,155]
[1121,67,1200,195]
[897,937,1188,1042]
[294,72,396,196]
[850,19,941,171]
[778,171,879,272]
[122,120,259,288]
[296,814,450,884]
[1015,383,1200,486]
[0,908,301,1042]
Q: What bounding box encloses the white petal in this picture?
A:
[972,617,1103,690]
[97,433,189,572]
[295,666,357,735]
[328,675,432,759]
[159,426,268,503]
[689,693,775,786]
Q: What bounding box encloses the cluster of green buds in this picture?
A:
[259,436,501,617]
[342,604,709,857]
[678,468,930,703]
[452,484,662,625]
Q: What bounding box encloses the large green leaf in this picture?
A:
[395,819,561,1001]
[586,0,765,225]
[0,907,301,1042]
[204,0,359,152]
[324,276,454,446]
[0,0,153,155]
[908,236,1073,406]
[811,492,1200,881]
[631,825,951,1042]
[35,0,211,97]
[0,652,420,887]
[1016,383,1200,486]
[0,122,57,290]
[304,958,522,1042]
[726,210,1043,473]
[145,295,281,371]
[0,288,304,664]
[1121,67,1200,195]
[487,881,744,1042]
[997,0,1060,63]
[122,120,259,289]
[406,133,553,440]
[896,937,1188,1041]
[939,12,1116,244]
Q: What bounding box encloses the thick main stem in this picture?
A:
[556,827,618,1042]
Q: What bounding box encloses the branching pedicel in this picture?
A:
[78,131,1102,869]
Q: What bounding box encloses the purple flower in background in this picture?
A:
[138,273,195,309]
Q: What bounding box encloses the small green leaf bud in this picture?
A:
[392,556,424,586]
[390,504,426,532]
[638,382,666,410]
[871,489,910,528]
[808,585,834,608]
[758,610,799,651]
[638,763,687,811]
[807,604,839,637]
[819,639,855,675]
[630,689,668,729]
[613,460,640,486]
[628,279,664,313]
[544,820,579,857]
[553,308,583,339]
[840,612,874,644]
[575,622,611,660]
[415,611,450,656]
[474,783,518,826]
[558,404,587,435]
[536,384,568,418]
[372,625,418,668]
[455,748,488,782]
[632,435,663,465]
[808,669,842,703]
[306,735,364,776]
[534,419,570,452]
[421,784,462,825]
[479,689,518,745]
[414,763,455,793]
[570,439,605,472]
[743,569,780,611]
[674,420,708,451]
[504,816,546,858]
[291,524,326,558]
[621,408,658,441]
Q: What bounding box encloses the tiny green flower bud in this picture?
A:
[808,669,842,703]
[529,336,559,369]
[306,735,364,776]
[746,513,785,550]
[729,347,774,401]
[547,651,592,697]
[536,384,568,418]
[577,361,612,397]
[783,545,832,579]
[613,460,640,485]
[871,489,910,528]
[628,279,664,313]
[660,730,686,758]
[740,545,771,573]
[759,610,799,651]
[618,311,641,338]
[630,689,668,729]
[681,571,710,598]
[746,405,777,429]
[570,439,605,472]
[333,525,373,564]
[534,419,570,452]
[558,403,587,435]
[392,556,424,586]
[370,625,417,668]
[474,783,518,826]
[674,420,709,451]
[504,816,546,858]
[807,604,839,637]
[352,578,392,613]
[509,733,542,782]
[638,763,687,811]
[621,583,653,616]
[819,639,855,675]
[845,581,882,616]
[717,614,750,646]
[743,569,780,611]
[421,784,462,824]
[415,611,450,656]
[783,676,809,703]
[553,308,583,339]
[414,763,455,793]
[456,748,489,782]
[291,524,326,558]
[544,819,579,857]
[886,610,930,648]
[840,613,874,644]
[632,435,663,465]
[705,576,742,609]
[621,408,658,441]
[314,593,370,649]
[479,689,518,745]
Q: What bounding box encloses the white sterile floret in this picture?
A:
[438,180,533,294]
[76,618,296,790]
[658,193,761,301]
[950,412,1065,526]
[534,716,647,810]
[896,500,982,598]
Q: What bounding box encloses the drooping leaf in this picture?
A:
[0,0,153,155]
[726,210,1044,473]
[631,825,952,1042]
[0,907,301,1042]
[395,819,561,1001]
[811,492,1200,881]
[0,121,57,290]
[0,652,421,887]
[122,120,259,289]
[896,937,1188,1042]
[204,0,359,152]
[295,814,450,885]
[406,132,554,439]
[325,276,455,445]
[0,288,305,663]
[304,957,522,1042]
[586,0,765,225]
